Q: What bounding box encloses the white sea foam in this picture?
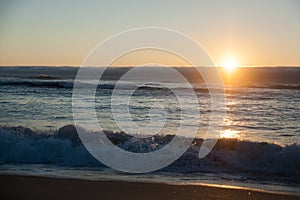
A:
[0,125,299,178]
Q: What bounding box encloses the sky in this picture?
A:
[0,0,299,67]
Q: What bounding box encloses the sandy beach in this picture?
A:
[0,175,298,200]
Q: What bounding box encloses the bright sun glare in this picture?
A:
[221,57,238,72]
[220,129,239,139]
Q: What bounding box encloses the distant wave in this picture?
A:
[28,74,60,80]
[0,78,206,91]
[1,66,300,86]
[0,125,299,178]
[1,78,300,90]
[246,83,300,90]
[0,79,74,89]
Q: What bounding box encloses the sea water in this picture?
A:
[0,66,299,195]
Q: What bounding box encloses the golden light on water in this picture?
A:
[220,129,239,139]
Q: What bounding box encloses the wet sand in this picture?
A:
[0,175,298,200]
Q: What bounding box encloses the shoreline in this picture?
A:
[1,175,299,200]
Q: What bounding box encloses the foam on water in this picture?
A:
[0,125,299,179]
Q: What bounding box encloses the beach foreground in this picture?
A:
[0,175,298,200]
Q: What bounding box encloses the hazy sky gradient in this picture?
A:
[0,0,299,66]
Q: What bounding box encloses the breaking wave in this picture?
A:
[0,125,299,178]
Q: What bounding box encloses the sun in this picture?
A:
[221,57,238,72]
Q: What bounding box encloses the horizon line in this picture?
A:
[0,65,300,68]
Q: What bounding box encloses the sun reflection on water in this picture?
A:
[220,129,239,139]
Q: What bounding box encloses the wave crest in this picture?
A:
[0,125,299,177]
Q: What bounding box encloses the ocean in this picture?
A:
[0,66,299,194]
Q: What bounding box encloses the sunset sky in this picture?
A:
[0,0,299,66]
